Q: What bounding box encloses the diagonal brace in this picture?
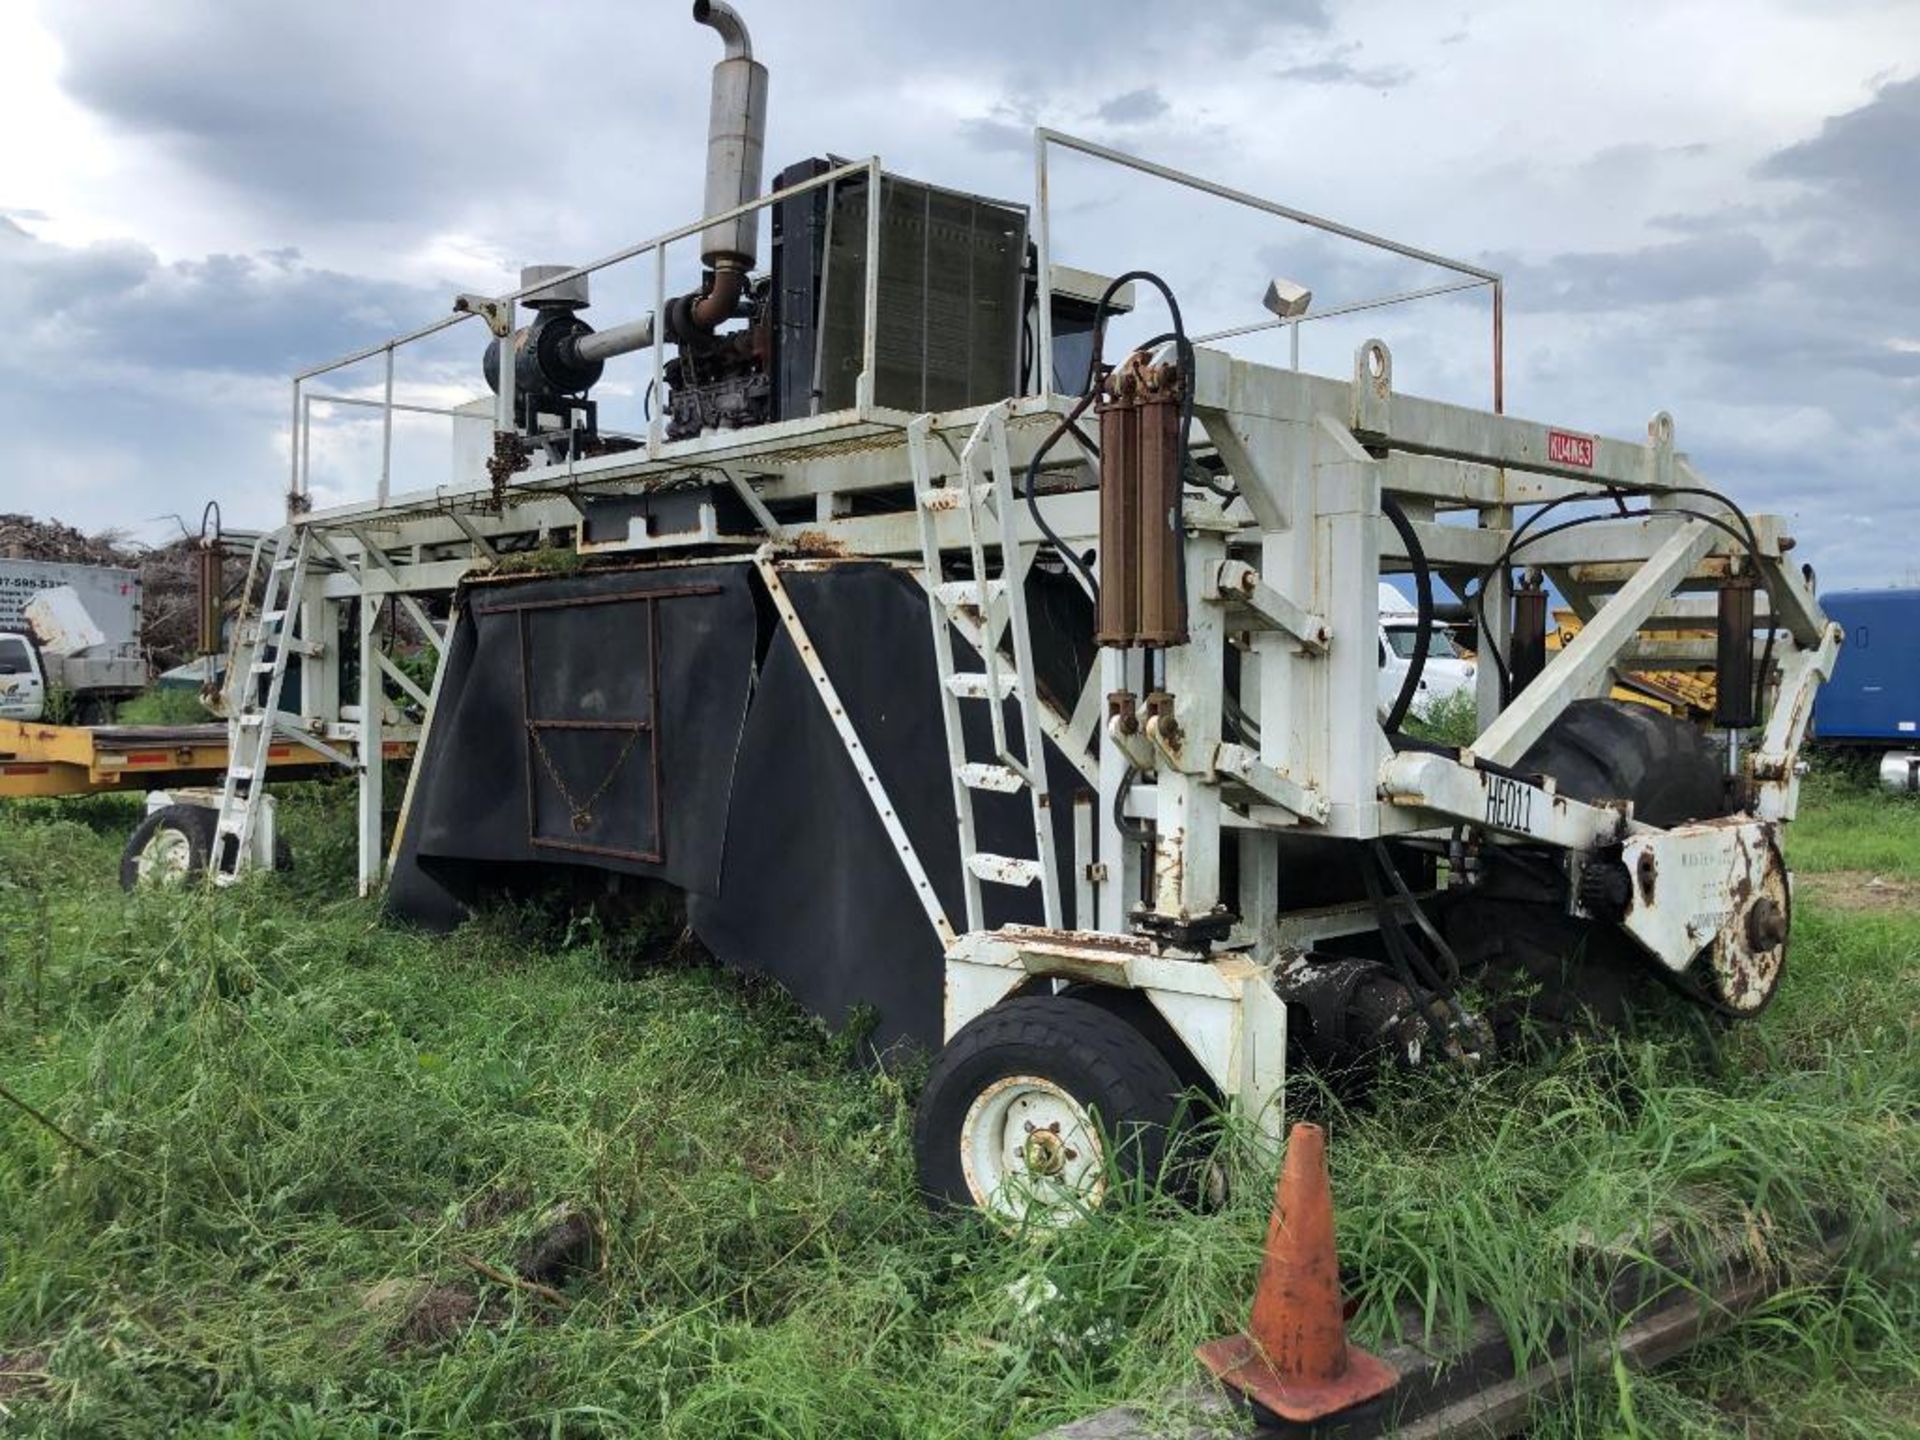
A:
[1474,520,1716,766]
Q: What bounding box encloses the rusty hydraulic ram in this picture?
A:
[192,502,224,658]
[1096,354,1187,647]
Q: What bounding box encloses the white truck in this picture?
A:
[1376,581,1475,720]
[0,579,148,724]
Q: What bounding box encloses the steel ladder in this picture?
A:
[908,403,1063,933]
[212,526,313,884]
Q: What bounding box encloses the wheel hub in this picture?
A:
[135,828,195,887]
[960,1074,1105,1224]
[1019,1122,1072,1176]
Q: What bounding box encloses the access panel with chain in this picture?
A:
[475,583,720,863]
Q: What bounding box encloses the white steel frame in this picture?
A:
[212,132,1834,1142]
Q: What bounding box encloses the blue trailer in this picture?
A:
[1812,588,1920,790]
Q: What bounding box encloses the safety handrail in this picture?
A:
[288,156,883,514]
[1031,128,1504,412]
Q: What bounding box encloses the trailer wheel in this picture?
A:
[1448,699,1735,1038]
[120,804,219,891]
[914,994,1184,1225]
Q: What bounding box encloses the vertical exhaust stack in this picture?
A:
[693,0,768,276]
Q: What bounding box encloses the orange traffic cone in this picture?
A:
[1195,1122,1398,1423]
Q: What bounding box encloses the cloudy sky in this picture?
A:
[1,0,1915,586]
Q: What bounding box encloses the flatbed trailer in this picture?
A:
[0,719,350,800]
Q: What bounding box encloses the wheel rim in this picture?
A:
[135,827,196,887]
[960,1074,1106,1224]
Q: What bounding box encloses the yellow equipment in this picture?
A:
[1548,608,1717,719]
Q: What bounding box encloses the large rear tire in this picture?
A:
[913,994,1186,1225]
[1447,700,1734,1040]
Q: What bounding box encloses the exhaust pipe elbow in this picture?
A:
[692,0,753,61]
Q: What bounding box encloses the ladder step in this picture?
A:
[252,662,278,675]
[261,609,288,626]
[958,762,1023,793]
[947,670,1017,700]
[228,766,255,782]
[966,853,1043,886]
[273,557,298,572]
[917,482,995,512]
[935,578,1007,610]
[238,713,266,728]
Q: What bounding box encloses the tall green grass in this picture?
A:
[0,781,1914,1437]
[1790,772,1920,877]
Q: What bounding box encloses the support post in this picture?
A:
[857,158,882,415]
[378,345,395,508]
[1475,503,1512,734]
[288,380,303,516]
[1313,417,1384,835]
[1033,133,1053,396]
[1095,645,1146,932]
[1151,523,1230,923]
[357,594,385,896]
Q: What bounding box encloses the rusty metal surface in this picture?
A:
[1707,828,1790,1014]
[1095,355,1187,647]
[1616,819,1790,1015]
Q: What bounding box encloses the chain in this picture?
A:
[527,725,645,834]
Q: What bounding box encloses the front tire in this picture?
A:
[913,994,1184,1225]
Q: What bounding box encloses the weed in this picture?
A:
[486,547,588,579]
[1404,685,1479,747]
[115,687,215,725]
[0,783,1913,1437]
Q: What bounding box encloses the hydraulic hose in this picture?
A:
[1379,493,1432,734]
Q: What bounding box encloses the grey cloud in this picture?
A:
[0,224,447,377]
[1476,77,1920,588]
[42,0,1326,232]
[959,117,1036,155]
[1273,58,1412,89]
[1493,232,1774,313]
[1757,74,1920,223]
[1265,76,1920,587]
[1097,89,1170,125]
[1648,203,1776,235]
[1271,38,1412,89]
[0,225,470,538]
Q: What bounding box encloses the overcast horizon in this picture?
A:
[1,0,1915,587]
